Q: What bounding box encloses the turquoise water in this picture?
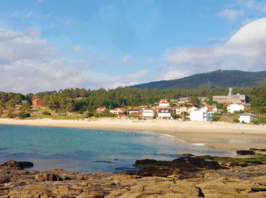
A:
[0,125,230,172]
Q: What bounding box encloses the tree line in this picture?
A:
[0,86,265,114]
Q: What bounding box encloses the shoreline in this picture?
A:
[1,118,266,153]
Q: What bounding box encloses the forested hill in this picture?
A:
[131,70,266,90]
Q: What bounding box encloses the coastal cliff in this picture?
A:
[1,159,266,198]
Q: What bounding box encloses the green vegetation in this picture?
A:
[94,111,116,117]
[172,114,181,119]
[212,116,221,121]
[131,70,266,90]
[42,111,51,115]
[17,111,30,118]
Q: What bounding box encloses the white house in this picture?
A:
[190,111,213,121]
[227,104,244,113]
[110,107,126,114]
[239,113,258,123]
[95,107,107,113]
[158,108,172,118]
[142,108,155,118]
[187,106,198,113]
[159,99,170,107]
[200,105,217,113]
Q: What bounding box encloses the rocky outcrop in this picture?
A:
[0,160,34,170]
[126,157,227,177]
[1,160,266,197]
[237,150,255,155]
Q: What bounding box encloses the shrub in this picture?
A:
[251,118,259,125]
[172,114,181,119]
[42,111,51,115]
[8,112,13,118]
[212,116,221,121]
[128,115,139,118]
[233,118,239,123]
[94,112,116,117]
[59,109,66,113]
[55,108,59,113]
[18,111,30,118]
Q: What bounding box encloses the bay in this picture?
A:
[0,125,230,172]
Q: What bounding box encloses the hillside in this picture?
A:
[131,70,266,90]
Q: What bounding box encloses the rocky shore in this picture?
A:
[1,156,266,198]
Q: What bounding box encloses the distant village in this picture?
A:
[30,88,258,124]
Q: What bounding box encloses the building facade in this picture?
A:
[213,95,247,104]
[190,111,213,121]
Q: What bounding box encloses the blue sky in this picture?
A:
[0,0,266,93]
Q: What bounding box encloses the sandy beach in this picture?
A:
[0,118,266,153]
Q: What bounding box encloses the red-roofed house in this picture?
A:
[142,108,156,118]
[32,96,37,99]
[32,98,44,106]
[96,107,107,113]
[159,99,170,107]
[110,107,126,114]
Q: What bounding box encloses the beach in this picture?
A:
[0,118,265,153]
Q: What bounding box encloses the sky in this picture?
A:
[0,0,266,94]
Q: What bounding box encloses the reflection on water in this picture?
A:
[0,125,231,173]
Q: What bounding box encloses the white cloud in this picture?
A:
[65,20,71,25]
[0,28,148,93]
[26,12,32,17]
[156,18,266,81]
[219,8,243,20]
[74,45,81,54]
[11,12,17,17]
[123,55,133,65]
[47,24,55,29]
[238,0,266,13]
[143,56,154,62]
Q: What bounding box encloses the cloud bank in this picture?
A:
[0,28,148,93]
[156,18,266,81]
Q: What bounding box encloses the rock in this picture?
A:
[237,150,255,155]
[35,173,62,181]
[0,160,34,170]
[128,157,226,177]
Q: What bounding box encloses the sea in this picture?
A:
[0,125,230,173]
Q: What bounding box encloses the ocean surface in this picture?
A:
[0,125,230,173]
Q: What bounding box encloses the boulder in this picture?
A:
[0,160,34,170]
[237,150,255,155]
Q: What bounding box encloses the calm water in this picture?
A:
[0,125,230,172]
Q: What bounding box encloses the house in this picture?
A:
[227,104,244,113]
[239,113,258,123]
[117,114,126,118]
[32,98,44,106]
[95,107,107,113]
[158,108,172,119]
[159,99,170,107]
[129,107,142,115]
[32,96,37,99]
[110,107,126,114]
[201,105,217,113]
[175,106,187,114]
[186,106,198,113]
[245,107,251,110]
[178,98,190,105]
[142,108,156,118]
[190,111,213,121]
[75,97,83,100]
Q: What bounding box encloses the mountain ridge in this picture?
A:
[130,70,266,90]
